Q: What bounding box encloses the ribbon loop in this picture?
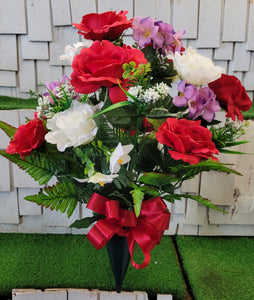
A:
[86,193,170,269]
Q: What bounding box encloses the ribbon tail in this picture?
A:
[127,235,151,269]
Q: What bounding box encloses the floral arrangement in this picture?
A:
[0,10,252,271]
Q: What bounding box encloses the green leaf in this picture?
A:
[105,105,138,128]
[0,120,17,139]
[130,189,144,217]
[90,101,132,119]
[146,117,166,131]
[145,108,178,119]
[173,194,228,214]
[219,149,254,155]
[94,114,118,147]
[70,216,100,229]
[169,160,242,185]
[139,172,177,187]
[0,151,56,185]
[25,181,79,218]
[224,140,250,147]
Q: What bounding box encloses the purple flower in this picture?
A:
[45,75,69,94]
[173,81,221,122]
[173,81,198,107]
[196,87,221,122]
[189,87,221,122]
[153,21,175,51]
[132,16,159,48]
[153,21,185,54]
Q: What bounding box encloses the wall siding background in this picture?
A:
[0,0,254,235]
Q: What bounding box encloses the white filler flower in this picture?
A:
[110,143,134,173]
[169,47,225,86]
[45,102,98,151]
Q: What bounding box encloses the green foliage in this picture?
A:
[70,215,101,229]
[122,62,152,87]
[25,181,79,217]
[94,114,119,147]
[211,121,248,149]
[0,120,17,139]
[130,189,144,217]
[105,105,139,129]
[132,137,162,172]
[139,172,177,187]
[168,159,242,188]
[142,45,177,86]
[170,194,227,213]
[42,83,72,114]
[0,151,57,185]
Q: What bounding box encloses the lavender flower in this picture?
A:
[133,17,185,55]
[173,81,221,122]
[132,16,158,47]
[195,87,221,122]
[173,81,198,107]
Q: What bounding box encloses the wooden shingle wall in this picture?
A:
[0,0,254,235]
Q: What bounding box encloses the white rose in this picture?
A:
[59,41,93,63]
[45,102,98,151]
[170,47,224,86]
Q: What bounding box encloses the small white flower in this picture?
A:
[45,102,98,151]
[75,172,118,187]
[143,89,160,102]
[156,82,170,98]
[168,47,224,86]
[127,86,142,101]
[59,41,93,63]
[110,143,134,173]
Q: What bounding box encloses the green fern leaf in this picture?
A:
[169,160,242,187]
[24,181,78,217]
[170,193,227,213]
[0,151,56,185]
[130,189,144,217]
[94,114,118,147]
[0,120,17,139]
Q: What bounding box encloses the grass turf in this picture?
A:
[0,96,37,110]
[0,234,186,299]
[242,101,254,120]
[176,236,254,300]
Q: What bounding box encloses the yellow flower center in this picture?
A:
[99,181,104,187]
[118,158,123,164]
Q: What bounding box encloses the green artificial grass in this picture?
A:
[176,236,254,300]
[0,234,186,299]
[0,96,37,110]
[243,101,254,120]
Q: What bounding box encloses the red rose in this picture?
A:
[70,40,147,103]
[208,74,252,121]
[6,118,46,159]
[73,10,132,41]
[156,118,219,165]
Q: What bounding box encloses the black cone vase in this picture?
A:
[106,234,130,293]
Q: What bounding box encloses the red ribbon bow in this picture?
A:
[86,193,170,269]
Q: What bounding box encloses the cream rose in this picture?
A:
[59,41,93,63]
[170,47,224,86]
[45,102,98,151]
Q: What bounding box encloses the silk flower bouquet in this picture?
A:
[0,10,252,291]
